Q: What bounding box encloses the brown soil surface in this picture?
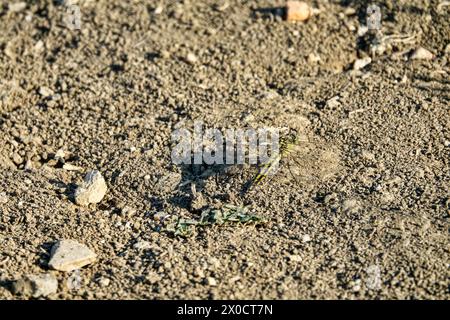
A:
[0,0,449,299]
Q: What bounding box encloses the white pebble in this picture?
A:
[410,47,434,60]
[0,192,8,204]
[9,2,27,13]
[206,277,217,286]
[302,234,311,243]
[353,57,372,70]
[74,170,107,206]
[48,239,97,272]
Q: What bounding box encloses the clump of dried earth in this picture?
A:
[0,0,449,299]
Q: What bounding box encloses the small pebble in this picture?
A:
[74,170,107,206]
[55,149,65,159]
[410,47,434,60]
[133,240,152,250]
[326,96,340,109]
[185,52,198,64]
[48,239,97,272]
[445,44,450,54]
[24,160,34,171]
[154,5,163,15]
[353,57,372,70]
[351,279,361,292]
[34,40,44,52]
[39,86,54,97]
[63,163,83,171]
[289,254,302,262]
[286,1,312,22]
[0,192,8,204]
[206,277,217,286]
[344,7,356,15]
[342,199,360,214]
[97,277,110,287]
[302,234,311,243]
[9,2,27,13]
[12,153,23,165]
[307,52,321,64]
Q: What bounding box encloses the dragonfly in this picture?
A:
[241,129,340,195]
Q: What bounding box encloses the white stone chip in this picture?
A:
[48,239,97,272]
[74,170,107,206]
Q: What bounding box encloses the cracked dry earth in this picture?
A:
[0,0,449,299]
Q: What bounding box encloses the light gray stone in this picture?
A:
[48,239,97,272]
[410,47,434,60]
[353,57,372,70]
[9,2,27,13]
[0,192,8,204]
[74,170,107,206]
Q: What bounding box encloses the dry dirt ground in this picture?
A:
[0,0,449,299]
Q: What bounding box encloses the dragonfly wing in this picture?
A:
[281,138,341,187]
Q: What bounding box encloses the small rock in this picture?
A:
[342,199,360,214]
[160,50,170,59]
[12,153,23,165]
[259,90,279,100]
[410,47,434,60]
[357,25,369,37]
[63,163,83,171]
[121,206,137,216]
[286,1,312,22]
[48,239,97,272]
[0,192,8,204]
[154,5,163,15]
[9,2,27,13]
[133,240,152,250]
[4,42,16,59]
[351,279,361,292]
[34,40,44,52]
[74,170,107,206]
[195,267,205,278]
[24,160,34,171]
[344,7,356,15]
[307,52,321,64]
[206,277,217,286]
[97,277,110,287]
[302,234,311,243]
[39,86,54,97]
[289,254,302,262]
[214,2,230,12]
[326,96,340,109]
[55,149,65,159]
[12,274,58,298]
[353,57,372,70]
[445,44,450,54]
[185,52,198,64]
